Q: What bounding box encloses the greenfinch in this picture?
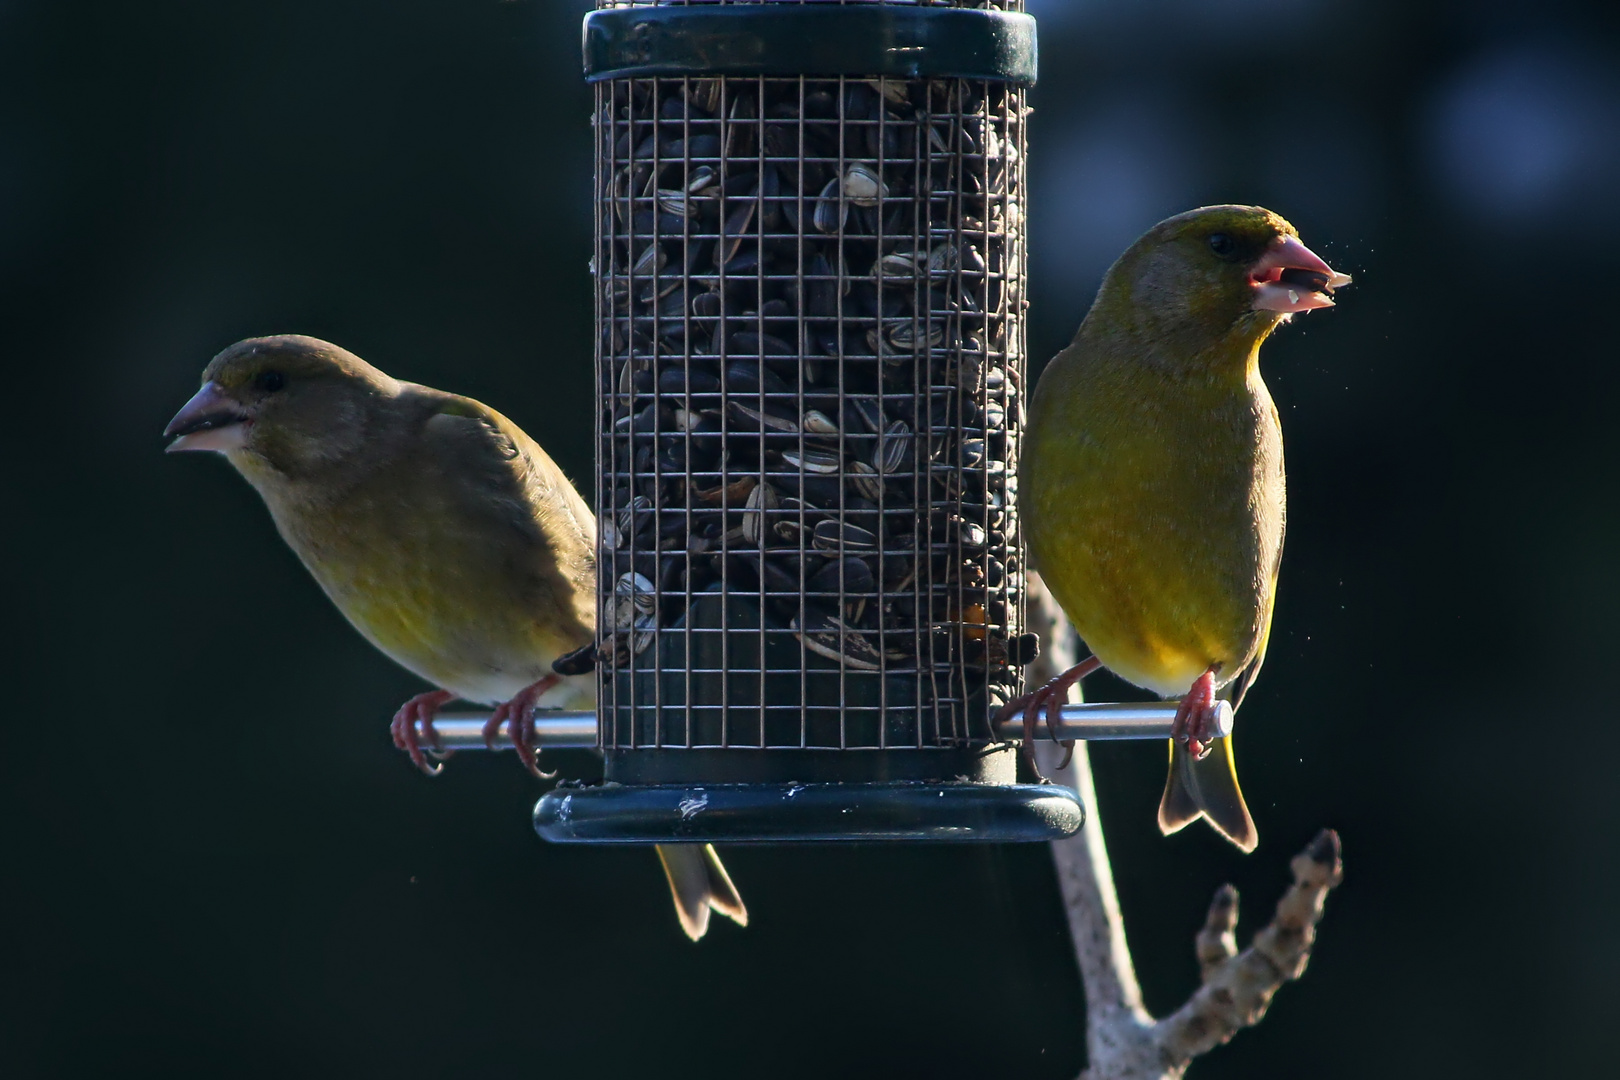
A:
[1013,206,1349,852]
[165,335,747,940]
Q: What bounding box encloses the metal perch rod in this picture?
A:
[428,700,1230,751]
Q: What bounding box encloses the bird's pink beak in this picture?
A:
[165,381,250,453]
[1249,235,1352,314]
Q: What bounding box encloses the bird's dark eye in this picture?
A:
[256,371,286,393]
[1208,233,1237,258]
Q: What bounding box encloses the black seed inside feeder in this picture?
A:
[534,0,1078,844]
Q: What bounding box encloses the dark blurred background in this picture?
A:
[5,1,1617,1076]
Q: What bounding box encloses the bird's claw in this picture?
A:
[1172,668,1221,760]
[482,675,561,779]
[391,690,456,777]
[995,656,1101,782]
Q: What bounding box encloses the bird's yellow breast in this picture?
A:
[1023,347,1283,697]
[267,475,586,706]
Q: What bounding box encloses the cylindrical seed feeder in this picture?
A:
[536,0,1076,843]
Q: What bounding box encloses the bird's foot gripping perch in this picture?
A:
[997,655,1103,782]
[1172,667,1224,760]
[391,690,456,776]
[481,674,561,779]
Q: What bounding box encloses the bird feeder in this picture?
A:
[534,0,1071,843]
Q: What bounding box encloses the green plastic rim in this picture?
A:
[582,5,1038,84]
[534,780,1083,844]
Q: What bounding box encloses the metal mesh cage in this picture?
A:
[592,0,1030,784]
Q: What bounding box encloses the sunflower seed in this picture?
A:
[807,556,876,598]
[659,365,720,395]
[631,243,666,276]
[887,321,944,350]
[605,495,653,551]
[952,516,987,550]
[876,420,914,474]
[782,447,842,474]
[849,460,885,501]
[842,163,886,207]
[874,250,922,280]
[611,572,655,631]
[727,400,798,433]
[802,409,839,436]
[685,165,718,195]
[813,176,845,234]
[630,615,656,657]
[793,609,883,671]
[730,330,795,357]
[656,189,696,218]
[812,520,877,553]
[638,276,680,303]
[691,291,722,320]
[741,482,777,544]
[927,243,961,274]
[848,397,884,433]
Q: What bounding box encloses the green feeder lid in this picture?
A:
[583,4,1038,85]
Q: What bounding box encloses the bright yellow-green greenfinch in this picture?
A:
[1015,206,1349,852]
[164,334,747,940]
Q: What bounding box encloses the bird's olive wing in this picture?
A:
[414,390,597,642]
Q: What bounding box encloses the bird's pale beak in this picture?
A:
[165,381,249,453]
[1249,235,1352,314]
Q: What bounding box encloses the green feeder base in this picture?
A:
[534,779,1083,844]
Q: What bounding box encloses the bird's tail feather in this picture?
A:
[1157,736,1258,853]
[656,843,749,941]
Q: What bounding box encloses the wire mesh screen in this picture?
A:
[593,1,1028,755]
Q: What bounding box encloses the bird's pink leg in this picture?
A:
[482,674,561,779]
[1172,666,1222,760]
[995,655,1102,782]
[391,689,456,776]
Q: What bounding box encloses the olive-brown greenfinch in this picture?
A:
[165,335,746,939]
[1014,206,1349,852]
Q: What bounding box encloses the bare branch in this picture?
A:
[1155,830,1343,1063]
[1195,885,1240,981]
[1026,573,1344,1080]
[1025,584,1155,1062]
